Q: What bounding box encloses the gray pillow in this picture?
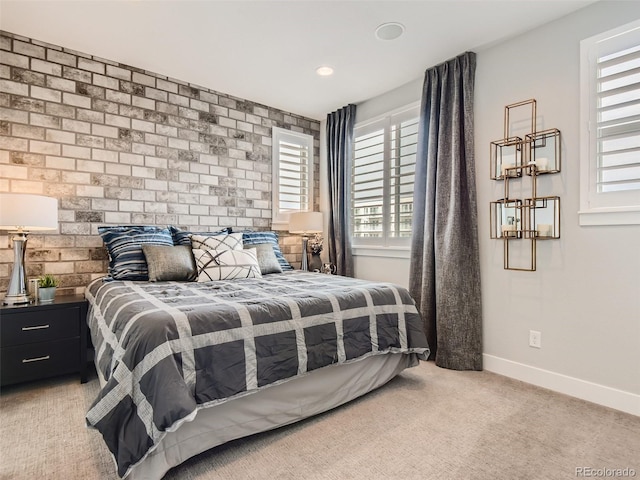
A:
[244,243,282,275]
[142,244,197,282]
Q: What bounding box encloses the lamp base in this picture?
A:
[4,230,30,306]
[301,236,309,271]
[2,293,31,306]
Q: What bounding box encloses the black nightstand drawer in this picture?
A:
[0,337,80,386]
[0,306,81,347]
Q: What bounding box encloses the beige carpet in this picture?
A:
[1,362,638,480]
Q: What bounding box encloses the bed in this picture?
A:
[85,258,429,479]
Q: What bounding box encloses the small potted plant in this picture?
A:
[37,274,59,303]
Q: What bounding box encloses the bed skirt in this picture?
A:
[119,352,418,480]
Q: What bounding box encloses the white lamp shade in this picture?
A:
[0,193,58,231]
[289,211,323,234]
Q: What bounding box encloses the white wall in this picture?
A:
[351,1,640,415]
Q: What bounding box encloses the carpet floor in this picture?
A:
[1,361,638,480]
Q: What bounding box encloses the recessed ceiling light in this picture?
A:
[375,22,405,41]
[316,66,334,77]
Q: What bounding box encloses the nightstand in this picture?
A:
[0,295,88,387]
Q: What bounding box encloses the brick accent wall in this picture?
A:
[0,31,320,295]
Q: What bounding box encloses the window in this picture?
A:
[351,103,419,246]
[272,127,314,227]
[580,19,640,225]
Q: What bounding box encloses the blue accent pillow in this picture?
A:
[170,226,232,246]
[241,231,293,271]
[98,226,173,280]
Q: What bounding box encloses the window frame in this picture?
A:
[271,127,314,230]
[350,102,420,248]
[579,19,640,226]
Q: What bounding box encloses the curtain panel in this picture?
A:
[409,52,483,370]
[327,104,356,277]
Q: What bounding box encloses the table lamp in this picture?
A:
[289,211,323,271]
[0,193,58,305]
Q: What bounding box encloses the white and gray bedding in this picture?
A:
[85,272,429,478]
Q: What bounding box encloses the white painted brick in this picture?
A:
[0,164,28,179]
[46,76,76,92]
[209,166,229,176]
[61,172,90,187]
[190,98,209,112]
[105,211,131,224]
[131,119,155,132]
[237,121,253,133]
[237,179,253,189]
[145,87,167,102]
[0,65,10,79]
[131,166,156,178]
[144,133,167,146]
[228,148,245,160]
[144,156,167,168]
[145,202,167,213]
[30,140,60,155]
[45,261,75,274]
[62,118,91,134]
[132,96,154,110]
[156,79,178,93]
[91,124,119,138]
[168,93,190,107]
[104,114,130,128]
[45,129,75,144]
[31,86,62,102]
[119,200,144,212]
[77,159,104,173]
[1,51,29,68]
[156,124,177,137]
[199,91,218,104]
[105,163,131,176]
[106,90,131,104]
[92,149,118,162]
[45,155,75,169]
[229,110,245,121]
[78,57,105,74]
[178,215,199,225]
[119,152,144,165]
[93,74,119,90]
[178,172,198,183]
[132,189,155,201]
[132,72,155,87]
[91,198,118,211]
[168,137,189,150]
[77,109,105,123]
[106,65,131,81]
[62,144,91,159]
[189,162,209,174]
[190,205,209,215]
[132,143,155,155]
[199,175,218,186]
[0,79,28,96]
[0,107,29,123]
[62,92,91,108]
[145,179,168,191]
[218,117,236,128]
[9,179,44,194]
[47,49,76,67]
[77,185,104,197]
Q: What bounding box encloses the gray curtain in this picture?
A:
[409,52,482,370]
[327,104,356,277]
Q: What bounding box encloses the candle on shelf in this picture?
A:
[537,223,553,237]
[501,163,515,177]
[501,224,517,237]
[530,157,549,172]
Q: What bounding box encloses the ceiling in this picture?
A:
[0,0,596,121]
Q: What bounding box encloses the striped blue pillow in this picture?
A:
[99,226,173,280]
[241,231,293,271]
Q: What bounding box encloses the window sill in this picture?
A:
[352,245,411,259]
[578,207,640,226]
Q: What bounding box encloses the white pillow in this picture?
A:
[192,247,262,282]
[190,233,243,251]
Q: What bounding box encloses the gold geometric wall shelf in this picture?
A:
[490,99,561,271]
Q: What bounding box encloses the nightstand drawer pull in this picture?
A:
[22,355,50,363]
[22,324,50,331]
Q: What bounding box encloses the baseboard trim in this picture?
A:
[483,354,640,417]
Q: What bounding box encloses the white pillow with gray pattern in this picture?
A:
[192,247,262,282]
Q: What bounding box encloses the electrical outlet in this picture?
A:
[529,330,542,348]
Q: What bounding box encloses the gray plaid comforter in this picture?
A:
[85,272,429,478]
